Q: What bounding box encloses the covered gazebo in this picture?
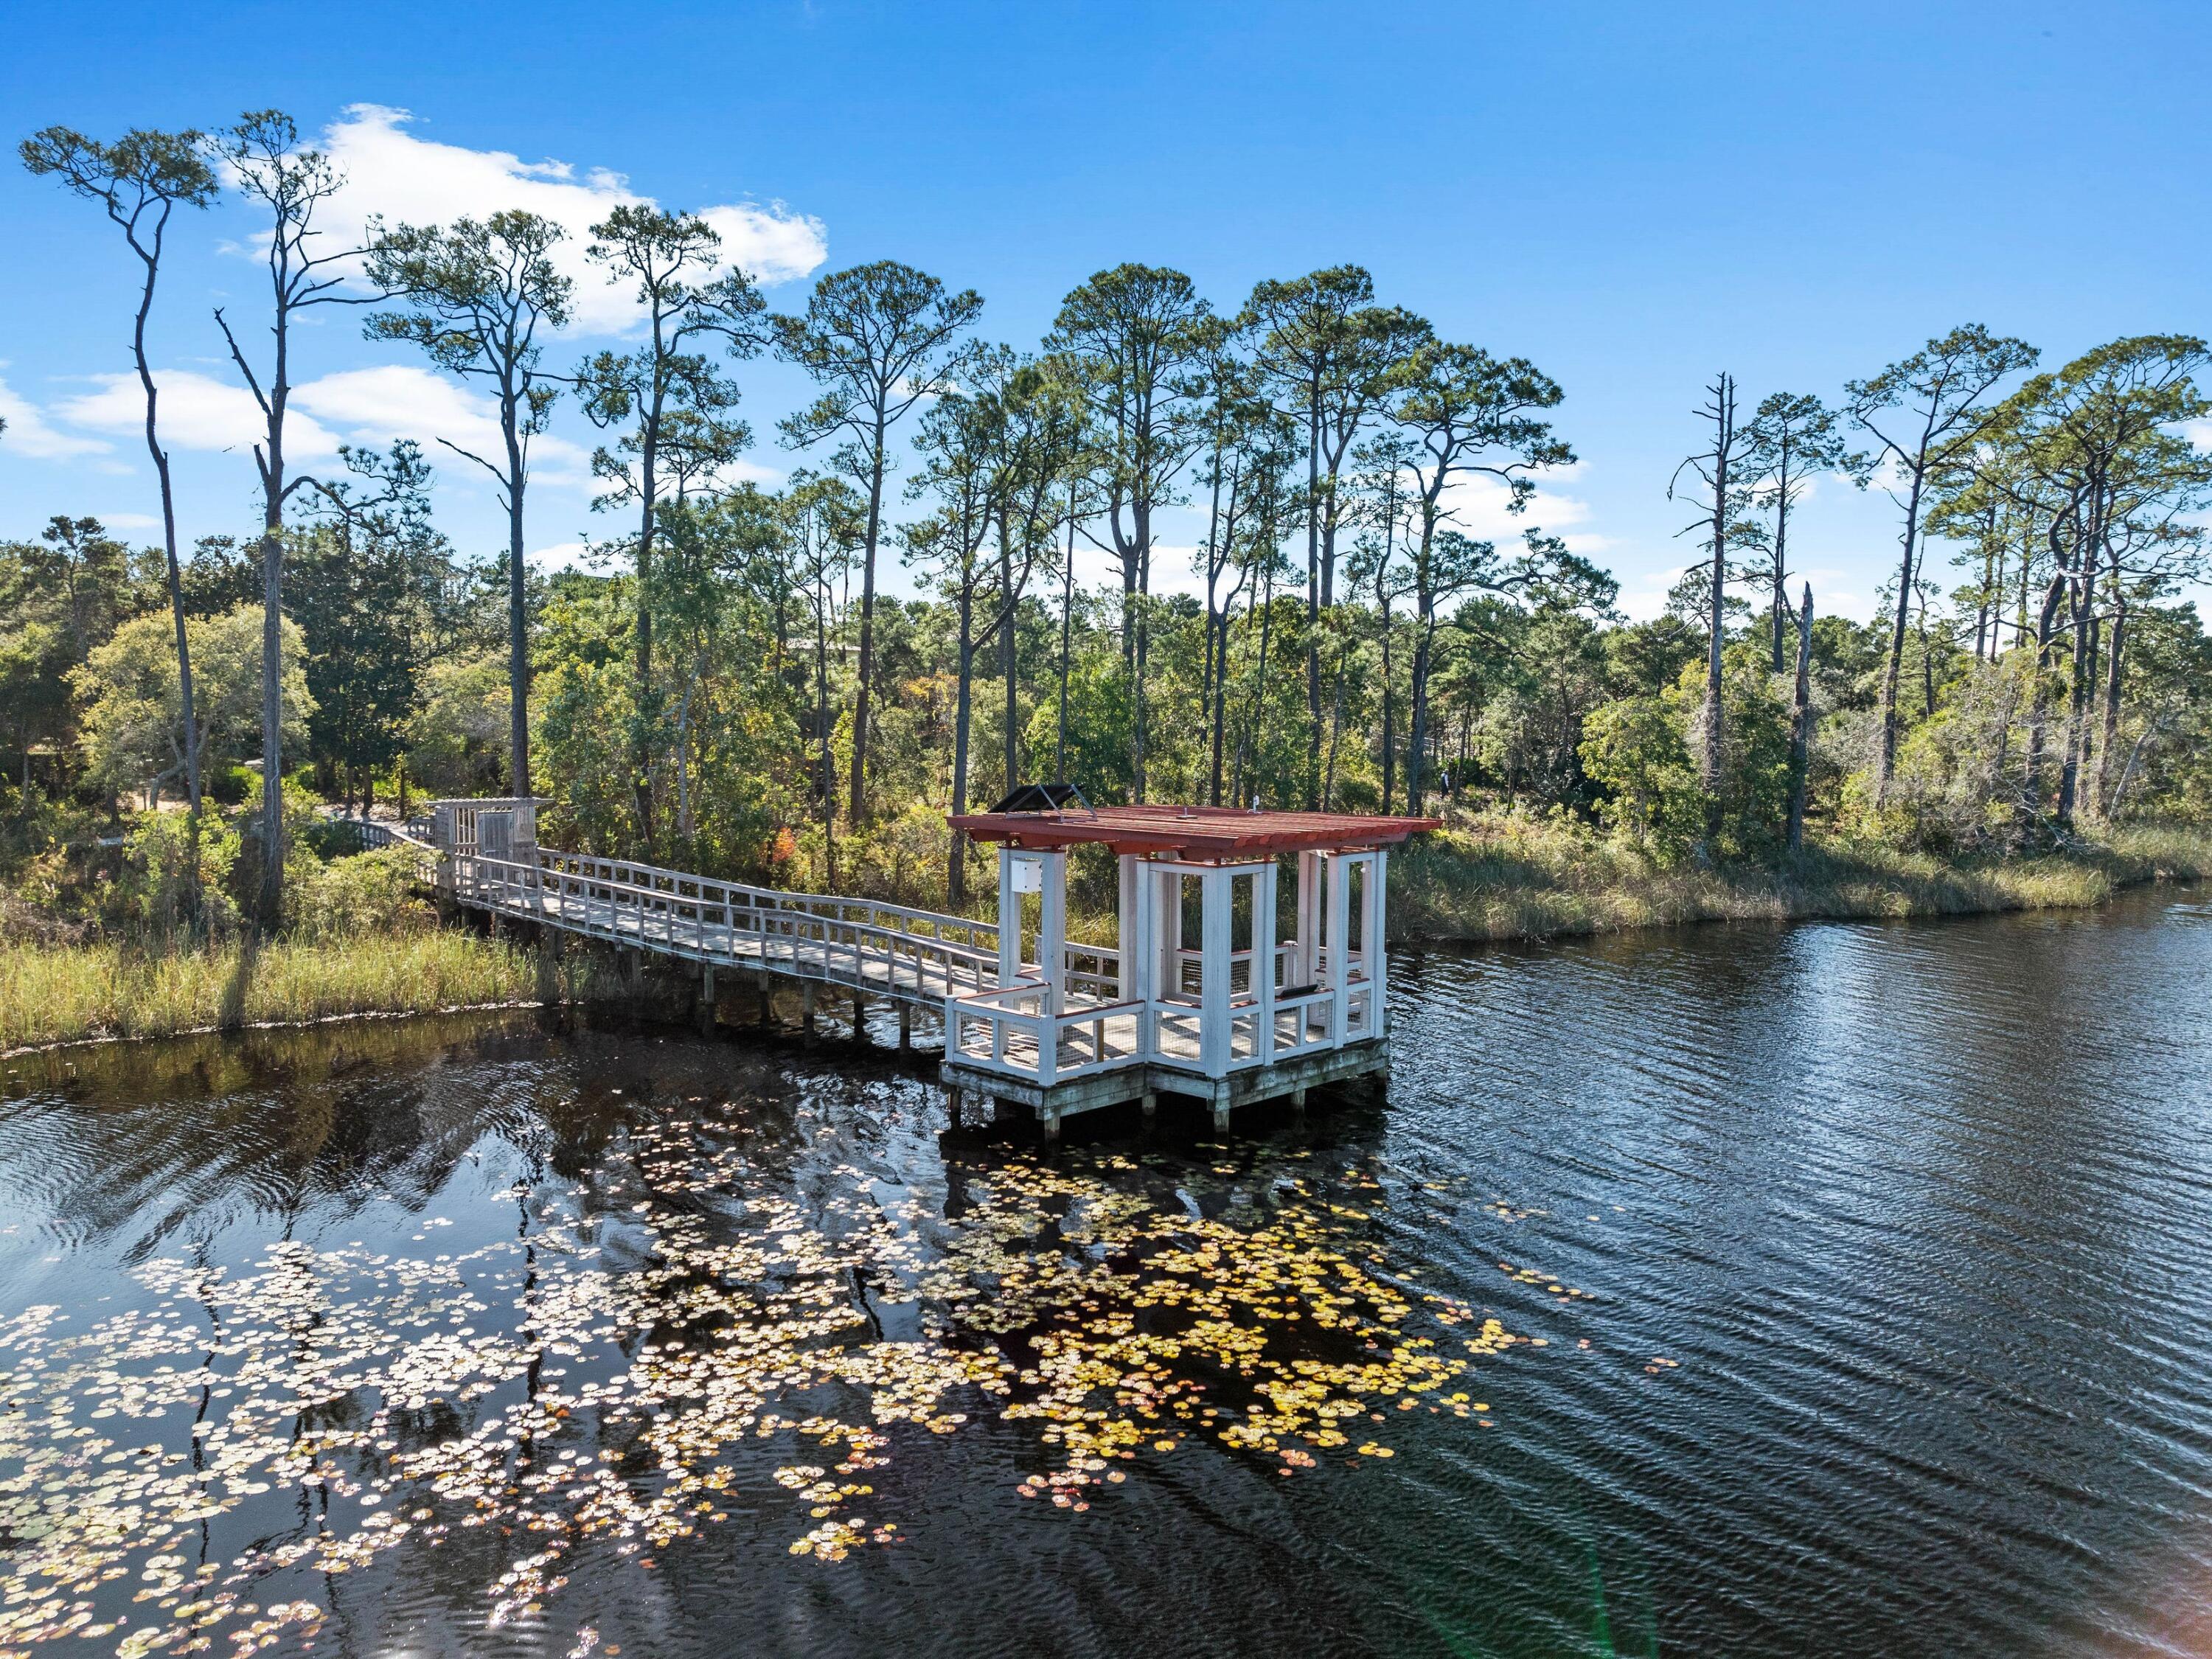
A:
[939,801,1439,1135]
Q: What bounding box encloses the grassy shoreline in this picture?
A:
[0,931,587,1056]
[5,824,2205,1054]
[1391,821,2211,942]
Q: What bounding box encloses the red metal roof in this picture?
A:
[946,803,1442,858]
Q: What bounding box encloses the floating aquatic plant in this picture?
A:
[0,1117,1528,1655]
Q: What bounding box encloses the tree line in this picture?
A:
[9,112,2210,930]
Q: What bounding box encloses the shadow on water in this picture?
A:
[1,891,2209,1657]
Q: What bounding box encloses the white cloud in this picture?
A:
[0,374,113,460]
[1616,564,1688,624]
[102,512,160,530]
[1436,464,1593,543]
[529,540,591,571]
[60,364,593,486]
[291,365,591,481]
[305,105,829,336]
[1790,567,1877,624]
[59,370,336,457]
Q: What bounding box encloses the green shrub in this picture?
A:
[285,844,434,942]
[114,812,242,939]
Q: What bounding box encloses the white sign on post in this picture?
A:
[1010,858,1043,894]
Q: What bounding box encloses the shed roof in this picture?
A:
[947,803,1442,858]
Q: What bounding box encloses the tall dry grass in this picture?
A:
[0,931,600,1052]
[1390,818,2212,942]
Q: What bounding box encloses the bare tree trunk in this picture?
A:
[1408,616,1435,816]
[1769,506,1789,673]
[1055,508,1074,783]
[1699,374,1737,841]
[815,588,837,889]
[134,293,200,823]
[1875,463,1927,804]
[1321,653,1348,809]
[504,412,532,800]
[948,628,974,906]
[1377,602,1396,815]
[1134,527,1150,802]
[1233,563,1275,807]
[2020,571,2066,818]
[633,386,661,846]
[1304,403,1323,810]
[2056,574,2093,824]
[1000,519,1018,795]
[1919,585,1935,720]
[1786,584,1815,852]
[2092,597,2127,820]
[1210,611,1232,807]
[849,417,887,824]
[1974,540,1994,661]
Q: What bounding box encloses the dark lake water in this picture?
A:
[4,891,2211,1658]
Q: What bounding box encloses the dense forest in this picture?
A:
[7,114,2211,939]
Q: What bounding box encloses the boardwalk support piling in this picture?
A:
[698,964,716,1037]
[1140,1091,1157,1120]
[801,983,816,1047]
[898,1004,912,1051]
[852,991,866,1041]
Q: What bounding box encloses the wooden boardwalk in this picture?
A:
[439,844,1015,1012]
[391,798,1397,1133]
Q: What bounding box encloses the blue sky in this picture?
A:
[3,0,2206,620]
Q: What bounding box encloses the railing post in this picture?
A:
[997,850,1020,989]
[1039,851,1066,1016]
[1326,852,1351,1048]
[1256,860,1278,1057]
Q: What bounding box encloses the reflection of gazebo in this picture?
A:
[940,801,1439,1136]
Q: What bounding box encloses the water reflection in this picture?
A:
[0,891,2208,1656]
[0,1018,1506,1656]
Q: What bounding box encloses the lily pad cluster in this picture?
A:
[0,1110,1526,1656]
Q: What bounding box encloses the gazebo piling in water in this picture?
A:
[941,802,1439,1136]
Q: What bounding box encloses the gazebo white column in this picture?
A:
[1198,866,1233,1077]
[1325,850,1352,1046]
[996,848,1067,1012]
[1293,851,1322,989]
[1117,852,1155,1006]
[1365,846,1388,1037]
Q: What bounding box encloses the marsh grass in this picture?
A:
[0,931,611,1053]
[1391,819,2212,942]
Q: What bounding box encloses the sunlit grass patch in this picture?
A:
[0,932,586,1051]
[1391,816,2212,942]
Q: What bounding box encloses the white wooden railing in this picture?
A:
[423,803,1375,1097]
[428,824,1124,1033]
[947,953,1374,1091]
